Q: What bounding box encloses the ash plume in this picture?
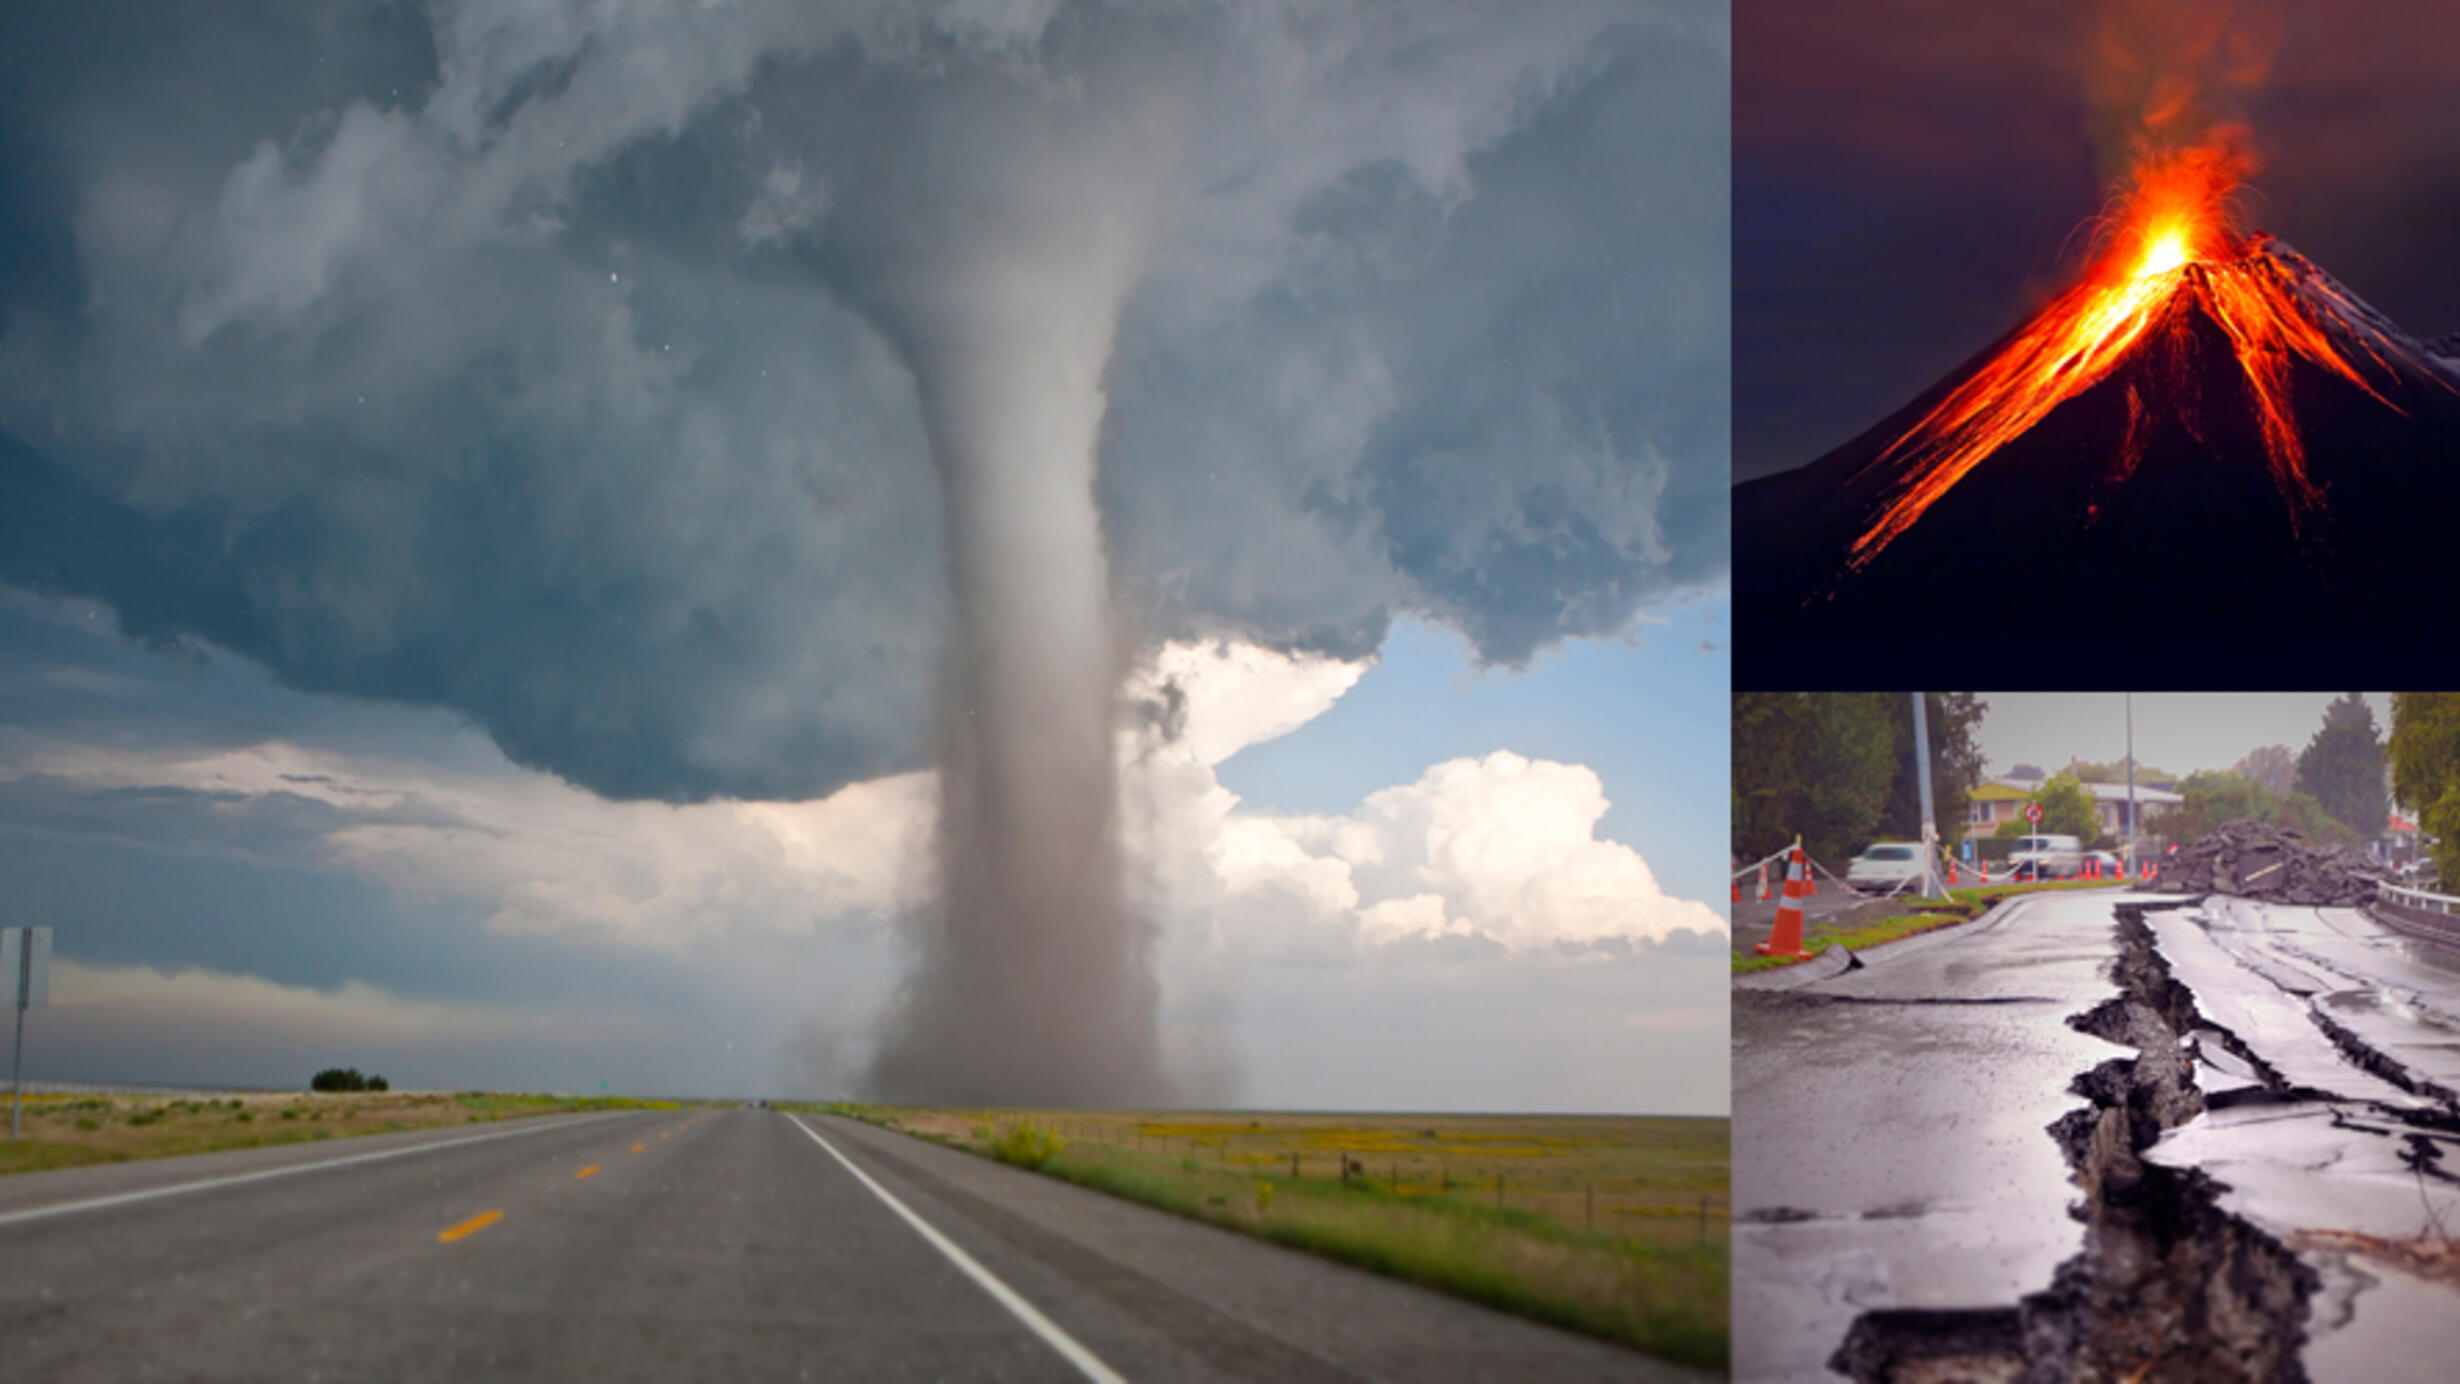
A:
[2085,0,2282,175]
[813,43,1193,1106]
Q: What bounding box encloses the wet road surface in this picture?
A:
[1735,890,2460,1381]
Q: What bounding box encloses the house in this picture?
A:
[2380,807,2423,867]
[1968,776,2185,840]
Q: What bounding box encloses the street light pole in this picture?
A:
[1913,692,1939,899]
[2126,693,2137,878]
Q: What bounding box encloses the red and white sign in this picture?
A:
[2024,802,2043,824]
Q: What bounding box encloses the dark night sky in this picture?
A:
[1736,0,2460,482]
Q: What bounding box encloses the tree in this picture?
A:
[2150,770,2276,841]
[2009,763,2046,781]
[2033,771,2102,844]
[1733,693,1898,866]
[2278,791,2359,846]
[310,1067,385,1093]
[2071,757,2177,789]
[2231,745,2296,800]
[1803,694,1901,863]
[1880,693,1990,847]
[2295,693,2388,838]
[1732,693,1985,867]
[1733,693,1809,862]
[2390,693,2460,884]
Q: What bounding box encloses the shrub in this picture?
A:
[311,1067,367,1092]
[987,1120,1065,1170]
[368,1075,389,1092]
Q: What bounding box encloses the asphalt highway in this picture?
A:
[0,1107,1695,1382]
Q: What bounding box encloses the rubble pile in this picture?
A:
[2148,820,2386,906]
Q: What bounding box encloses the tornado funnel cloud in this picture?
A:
[834,69,1184,1107]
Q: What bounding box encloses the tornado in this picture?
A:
[823,54,1187,1106]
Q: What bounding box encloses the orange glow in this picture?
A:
[1847,144,2398,567]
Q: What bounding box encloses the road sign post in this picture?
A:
[5,926,51,1141]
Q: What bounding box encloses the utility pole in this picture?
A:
[1912,693,1940,899]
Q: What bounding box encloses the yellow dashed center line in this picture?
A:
[437,1210,503,1243]
[661,1131,671,1140]
[576,1165,600,1179]
[631,1143,645,1153]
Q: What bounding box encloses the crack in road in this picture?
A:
[1828,900,2320,1383]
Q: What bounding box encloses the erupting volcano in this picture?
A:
[1737,140,2460,688]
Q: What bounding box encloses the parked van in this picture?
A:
[2008,834,2084,879]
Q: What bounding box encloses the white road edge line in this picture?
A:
[0,1110,637,1230]
[786,1113,1127,1384]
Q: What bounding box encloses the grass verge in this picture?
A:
[788,1103,1727,1372]
[1732,878,2132,973]
[0,1089,683,1177]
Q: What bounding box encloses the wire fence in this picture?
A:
[17,1079,291,1098]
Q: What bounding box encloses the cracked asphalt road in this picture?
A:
[1734,890,2460,1382]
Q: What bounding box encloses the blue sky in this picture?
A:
[1221,603,1731,912]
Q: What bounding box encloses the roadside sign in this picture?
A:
[5,926,51,1140]
[2025,802,2043,825]
[2,927,47,1009]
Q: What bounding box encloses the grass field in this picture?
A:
[799,1104,1729,1371]
[1732,877,2127,972]
[0,1089,681,1178]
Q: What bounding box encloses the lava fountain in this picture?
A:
[1848,142,2417,568]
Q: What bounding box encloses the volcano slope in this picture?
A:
[1735,239,2460,690]
[1733,888,2460,1383]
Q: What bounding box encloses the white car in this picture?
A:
[1845,842,1923,893]
[2008,834,2084,880]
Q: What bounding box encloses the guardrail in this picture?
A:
[2371,879,2460,946]
[2376,879,2459,914]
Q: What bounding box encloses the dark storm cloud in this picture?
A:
[1736,0,2460,482]
[0,0,1726,802]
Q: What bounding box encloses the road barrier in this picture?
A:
[1756,843,1816,960]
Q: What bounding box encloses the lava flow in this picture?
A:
[1847,144,2408,568]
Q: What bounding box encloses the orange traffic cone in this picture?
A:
[1756,843,1816,960]
[1802,858,1818,896]
[1757,861,1772,902]
[2144,860,2158,881]
[1947,859,1959,885]
[1732,877,1742,902]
